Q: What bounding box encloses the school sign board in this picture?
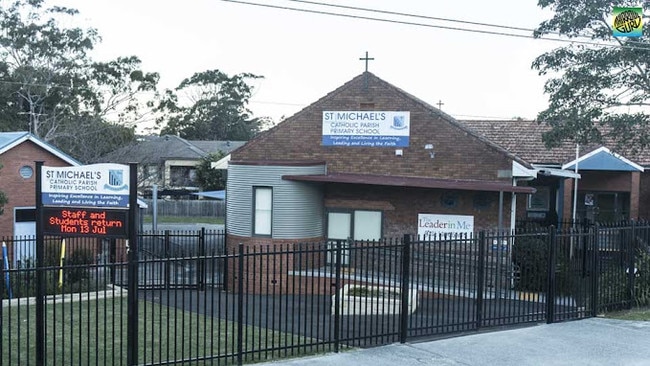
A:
[41,163,130,208]
[322,111,410,147]
[418,213,474,238]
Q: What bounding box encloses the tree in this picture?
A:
[157,70,270,140]
[0,0,159,162]
[533,0,650,153]
[194,152,227,191]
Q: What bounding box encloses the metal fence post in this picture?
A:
[198,227,206,291]
[476,231,486,330]
[627,220,636,309]
[164,230,171,290]
[399,234,411,343]
[237,243,244,366]
[546,227,557,324]
[591,224,600,317]
[333,239,342,353]
[127,162,139,366]
[35,161,44,366]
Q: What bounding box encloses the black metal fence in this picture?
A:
[2,222,649,365]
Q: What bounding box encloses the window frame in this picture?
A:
[326,209,383,241]
[252,186,273,237]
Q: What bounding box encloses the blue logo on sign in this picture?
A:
[391,115,407,130]
[104,169,128,191]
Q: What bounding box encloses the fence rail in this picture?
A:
[2,222,649,365]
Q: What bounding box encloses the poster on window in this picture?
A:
[417,214,474,239]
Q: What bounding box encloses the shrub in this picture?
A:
[512,236,549,292]
[634,246,650,307]
[512,235,573,294]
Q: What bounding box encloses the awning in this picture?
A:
[282,173,535,194]
[192,190,226,200]
[513,161,581,179]
[210,154,231,170]
[562,147,644,172]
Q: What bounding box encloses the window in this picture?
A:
[528,186,550,211]
[170,166,195,187]
[327,210,382,241]
[253,187,272,236]
[19,165,33,179]
[353,210,382,241]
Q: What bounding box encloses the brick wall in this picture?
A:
[324,184,513,236]
[226,235,325,294]
[578,171,632,192]
[639,172,650,219]
[0,141,70,236]
[233,73,513,182]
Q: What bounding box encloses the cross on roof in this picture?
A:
[359,51,374,72]
[436,100,444,110]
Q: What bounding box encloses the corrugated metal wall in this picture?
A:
[227,164,325,238]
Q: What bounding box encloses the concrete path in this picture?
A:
[257,318,650,366]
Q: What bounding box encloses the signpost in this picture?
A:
[35,162,138,365]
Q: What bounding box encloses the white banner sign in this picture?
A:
[41,163,130,207]
[417,214,474,238]
[322,111,410,147]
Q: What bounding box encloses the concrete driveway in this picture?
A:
[257,318,650,366]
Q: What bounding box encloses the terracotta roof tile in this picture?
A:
[459,120,650,167]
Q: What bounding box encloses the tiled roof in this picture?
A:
[97,135,246,164]
[459,120,650,167]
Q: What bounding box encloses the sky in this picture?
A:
[55,0,561,131]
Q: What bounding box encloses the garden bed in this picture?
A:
[332,284,418,315]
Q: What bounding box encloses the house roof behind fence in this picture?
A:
[97,135,246,164]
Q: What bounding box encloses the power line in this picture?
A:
[288,0,536,33]
[286,0,650,48]
[217,0,650,51]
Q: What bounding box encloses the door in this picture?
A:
[13,207,36,267]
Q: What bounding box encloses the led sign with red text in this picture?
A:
[43,207,128,238]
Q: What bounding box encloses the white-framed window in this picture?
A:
[353,210,382,241]
[327,209,382,241]
[253,187,272,236]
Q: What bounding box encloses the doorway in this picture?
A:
[13,207,36,267]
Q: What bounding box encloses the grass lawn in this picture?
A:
[603,306,650,321]
[2,295,319,365]
[143,215,224,225]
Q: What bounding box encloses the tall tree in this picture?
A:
[0,0,159,162]
[533,0,650,152]
[194,152,227,191]
[157,70,269,140]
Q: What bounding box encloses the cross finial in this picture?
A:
[436,100,444,110]
[359,51,374,72]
